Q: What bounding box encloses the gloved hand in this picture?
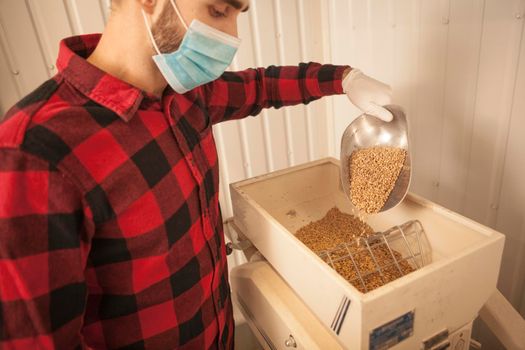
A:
[343,68,393,122]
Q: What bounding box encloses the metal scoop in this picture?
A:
[340,104,411,213]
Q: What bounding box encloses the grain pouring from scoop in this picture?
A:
[348,146,407,214]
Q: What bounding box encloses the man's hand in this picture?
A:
[342,68,393,122]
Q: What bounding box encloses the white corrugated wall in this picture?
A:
[328,0,525,314]
[1,0,524,347]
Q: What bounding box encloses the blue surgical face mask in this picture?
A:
[141,0,241,94]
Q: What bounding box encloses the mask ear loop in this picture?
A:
[141,9,162,55]
[168,0,189,31]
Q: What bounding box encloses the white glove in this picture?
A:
[343,68,393,122]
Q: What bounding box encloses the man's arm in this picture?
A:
[0,149,92,349]
[199,62,350,124]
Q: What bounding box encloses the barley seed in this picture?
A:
[295,207,414,293]
[295,207,374,252]
[348,146,407,214]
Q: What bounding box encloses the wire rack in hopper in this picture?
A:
[317,220,432,293]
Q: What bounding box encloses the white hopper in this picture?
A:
[230,157,505,349]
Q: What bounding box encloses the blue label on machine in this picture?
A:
[369,310,415,350]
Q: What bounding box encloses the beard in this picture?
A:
[151,0,185,53]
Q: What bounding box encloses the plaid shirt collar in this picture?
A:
[56,34,145,122]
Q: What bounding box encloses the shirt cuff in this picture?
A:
[318,64,352,96]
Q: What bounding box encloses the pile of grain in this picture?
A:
[295,207,374,252]
[348,146,407,213]
[324,244,414,293]
[295,207,414,293]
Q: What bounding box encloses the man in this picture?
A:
[0,0,392,348]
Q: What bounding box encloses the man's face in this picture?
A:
[151,0,249,53]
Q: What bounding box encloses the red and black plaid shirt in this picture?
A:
[0,34,347,349]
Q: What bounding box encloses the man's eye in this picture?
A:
[209,6,227,18]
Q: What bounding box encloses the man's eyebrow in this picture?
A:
[222,0,250,12]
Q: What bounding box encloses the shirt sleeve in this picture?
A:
[200,62,350,124]
[0,148,93,349]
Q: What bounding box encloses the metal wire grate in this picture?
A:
[317,220,431,293]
